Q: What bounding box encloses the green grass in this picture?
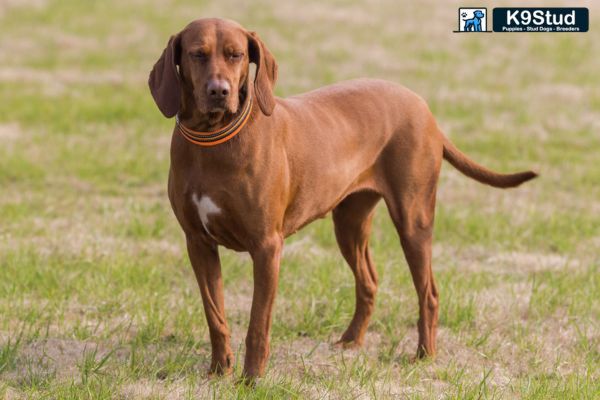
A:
[1,0,599,398]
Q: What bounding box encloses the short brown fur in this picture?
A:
[149,18,537,381]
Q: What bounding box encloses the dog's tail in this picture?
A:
[442,135,537,188]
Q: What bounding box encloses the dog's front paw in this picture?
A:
[207,352,234,377]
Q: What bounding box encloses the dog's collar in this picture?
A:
[175,94,253,147]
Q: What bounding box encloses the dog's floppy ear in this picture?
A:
[247,31,278,116]
[148,34,181,118]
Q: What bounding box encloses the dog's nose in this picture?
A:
[207,80,230,99]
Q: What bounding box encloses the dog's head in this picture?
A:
[473,10,484,19]
[148,18,278,118]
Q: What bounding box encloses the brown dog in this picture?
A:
[148,18,536,380]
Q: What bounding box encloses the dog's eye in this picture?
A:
[229,52,243,61]
[192,52,209,61]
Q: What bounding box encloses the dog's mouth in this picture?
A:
[207,98,238,114]
[208,104,226,113]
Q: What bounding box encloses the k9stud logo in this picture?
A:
[454,7,588,33]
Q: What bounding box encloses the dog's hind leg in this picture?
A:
[332,191,382,348]
[385,179,439,358]
[380,121,442,358]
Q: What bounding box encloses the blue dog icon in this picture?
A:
[463,10,485,31]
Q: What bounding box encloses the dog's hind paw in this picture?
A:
[332,339,362,350]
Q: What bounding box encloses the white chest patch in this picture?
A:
[191,193,221,236]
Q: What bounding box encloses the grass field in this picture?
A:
[1,0,599,398]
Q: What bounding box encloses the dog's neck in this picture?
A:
[178,85,250,132]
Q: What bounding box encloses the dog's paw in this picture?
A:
[332,339,362,350]
[207,353,234,378]
[410,346,435,363]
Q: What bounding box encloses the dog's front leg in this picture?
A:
[242,235,283,381]
[186,235,233,376]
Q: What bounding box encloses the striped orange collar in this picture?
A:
[175,94,253,147]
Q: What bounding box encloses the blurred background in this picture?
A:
[0,0,598,398]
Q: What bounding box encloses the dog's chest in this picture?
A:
[186,191,231,243]
[191,193,221,238]
[183,189,250,251]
